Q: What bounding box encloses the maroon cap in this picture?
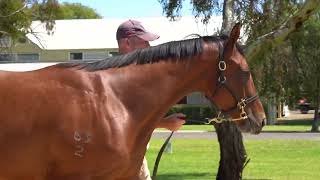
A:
[116,20,159,41]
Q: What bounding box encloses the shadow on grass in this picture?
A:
[155,173,272,180]
[155,172,214,180]
[276,119,313,125]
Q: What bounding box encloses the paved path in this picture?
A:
[152,131,320,140]
[283,110,315,120]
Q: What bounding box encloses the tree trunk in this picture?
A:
[214,1,248,179]
[311,104,319,132]
[221,0,234,34]
[267,97,277,125]
[311,79,320,132]
[214,122,248,180]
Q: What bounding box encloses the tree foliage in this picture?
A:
[290,14,320,131]
[159,0,221,23]
[255,13,320,131]
[159,1,299,27]
[30,2,101,21]
[290,14,320,99]
[0,0,101,42]
[0,0,34,40]
[158,0,320,104]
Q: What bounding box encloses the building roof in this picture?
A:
[0,63,57,71]
[27,17,222,50]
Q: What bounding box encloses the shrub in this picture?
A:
[167,104,216,124]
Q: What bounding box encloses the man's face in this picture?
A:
[118,36,150,54]
[127,36,150,50]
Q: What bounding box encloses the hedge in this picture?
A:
[167,104,217,124]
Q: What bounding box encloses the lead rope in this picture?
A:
[151,131,174,180]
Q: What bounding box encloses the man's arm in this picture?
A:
[157,113,186,131]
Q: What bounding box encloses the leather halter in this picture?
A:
[206,41,259,123]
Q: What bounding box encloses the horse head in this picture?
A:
[205,23,266,134]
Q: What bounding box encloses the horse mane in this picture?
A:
[57,35,239,72]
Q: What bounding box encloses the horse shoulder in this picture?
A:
[46,71,134,176]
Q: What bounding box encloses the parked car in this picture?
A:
[297,98,311,114]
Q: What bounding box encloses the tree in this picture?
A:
[30,2,102,20]
[289,14,320,132]
[0,0,59,42]
[0,0,30,41]
[0,0,101,44]
[159,0,319,63]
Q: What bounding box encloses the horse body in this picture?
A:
[0,49,214,179]
[0,68,131,179]
[0,24,265,179]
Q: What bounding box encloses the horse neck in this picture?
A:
[103,46,218,124]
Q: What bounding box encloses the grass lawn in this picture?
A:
[146,139,320,180]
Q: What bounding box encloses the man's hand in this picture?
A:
[157,113,186,131]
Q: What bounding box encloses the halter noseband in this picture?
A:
[206,41,259,124]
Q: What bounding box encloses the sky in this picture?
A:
[59,0,194,18]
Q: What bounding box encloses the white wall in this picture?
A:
[0,63,58,72]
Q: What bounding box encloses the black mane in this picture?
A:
[57,35,237,72]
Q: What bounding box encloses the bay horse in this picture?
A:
[0,24,265,180]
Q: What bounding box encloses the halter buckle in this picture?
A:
[218,75,226,83]
[205,112,225,124]
[205,118,224,124]
[218,61,227,71]
[236,101,248,120]
[237,98,247,108]
[240,111,247,119]
[240,111,248,119]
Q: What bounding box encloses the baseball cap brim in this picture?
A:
[137,32,160,41]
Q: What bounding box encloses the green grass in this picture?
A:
[180,125,213,131]
[146,139,320,180]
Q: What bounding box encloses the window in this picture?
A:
[70,52,83,60]
[109,51,119,57]
[187,92,210,105]
[0,54,13,61]
[17,53,39,61]
[84,52,107,60]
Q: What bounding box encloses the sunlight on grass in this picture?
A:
[146,139,320,180]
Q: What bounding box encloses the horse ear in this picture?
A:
[229,23,241,43]
[223,23,241,61]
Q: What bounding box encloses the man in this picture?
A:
[116,19,186,180]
